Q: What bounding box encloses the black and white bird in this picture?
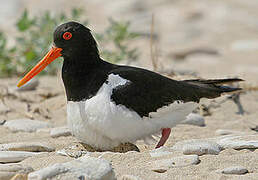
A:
[18,21,242,150]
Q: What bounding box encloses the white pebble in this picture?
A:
[28,155,116,180]
[50,126,71,138]
[231,40,258,51]
[0,163,33,172]
[149,147,173,157]
[121,175,143,180]
[181,113,205,127]
[0,142,54,152]
[28,163,68,180]
[152,155,200,171]
[217,135,258,150]
[4,119,51,132]
[172,139,222,155]
[182,141,222,155]
[221,166,248,175]
[0,151,45,163]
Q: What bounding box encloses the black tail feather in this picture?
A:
[182,78,243,100]
[183,78,243,85]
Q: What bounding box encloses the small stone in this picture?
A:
[0,163,33,173]
[172,139,222,155]
[36,128,51,133]
[28,155,116,180]
[0,120,6,125]
[181,113,205,127]
[221,166,248,175]
[231,40,258,51]
[151,169,167,173]
[152,155,200,171]
[182,141,222,155]
[149,147,173,157]
[4,119,51,132]
[56,149,89,158]
[16,79,39,91]
[50,126,71,138]
[0,151,44,163]
[57,143,92,158]
[121,175,144,180]
[217,135,258,150]
[215,129,245,136]
[0,142,54,152]
[27,163,68,180]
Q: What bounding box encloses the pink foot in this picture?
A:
[155,128,171,149]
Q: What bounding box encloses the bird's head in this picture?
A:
[17,21,98,87]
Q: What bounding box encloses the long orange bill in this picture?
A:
[17,46,62,87]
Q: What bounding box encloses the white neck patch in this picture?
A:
[106,74,130,89]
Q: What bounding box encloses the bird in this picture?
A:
[17,21,242,151]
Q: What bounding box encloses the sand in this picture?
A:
[0,0,258,179]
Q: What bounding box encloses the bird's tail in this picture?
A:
[182,78,243,99]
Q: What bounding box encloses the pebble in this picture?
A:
[0,164,33,180]
[0,151,45,163]
[152,155,200,171]
[56,149,89,158]
[121,175,143,180]
[149,147,173,158]
[231,40,258,51]
[50,126,71,138]
[172,139,223,155]
[220,166,248,175]
[0,142,54,152]
[4,119,51,132]
[217,135,258,150]
[182,141,222,155]
[181,113,205,127]
[16,79,39,91]
[0,119,6,125]
[215,129,245,136]
[36,128,51,133]
[28,155,116,180]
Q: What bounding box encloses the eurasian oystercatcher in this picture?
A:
[18,21,242,150]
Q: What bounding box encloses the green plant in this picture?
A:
[0,32,16,76]
[0,8,139,77]
[96,18,139,63]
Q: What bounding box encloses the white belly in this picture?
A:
[66,74,198,150]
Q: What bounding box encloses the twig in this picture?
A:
[150,14,158,71]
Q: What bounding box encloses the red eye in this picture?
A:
[63,32,72,40]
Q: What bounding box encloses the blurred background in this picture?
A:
[1,0,258,82]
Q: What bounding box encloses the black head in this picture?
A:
[53,21,99,59]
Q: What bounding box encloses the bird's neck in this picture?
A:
[61,57,112,101]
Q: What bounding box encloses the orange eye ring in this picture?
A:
[63,32,72,40]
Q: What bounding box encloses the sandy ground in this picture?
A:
[0,0,258,179]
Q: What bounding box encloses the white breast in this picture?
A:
[67,74,198,150]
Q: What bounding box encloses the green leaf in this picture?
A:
[16,9,35,32]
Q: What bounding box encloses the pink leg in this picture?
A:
[155,128,171,149]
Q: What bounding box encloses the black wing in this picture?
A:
[109,66,242,117]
